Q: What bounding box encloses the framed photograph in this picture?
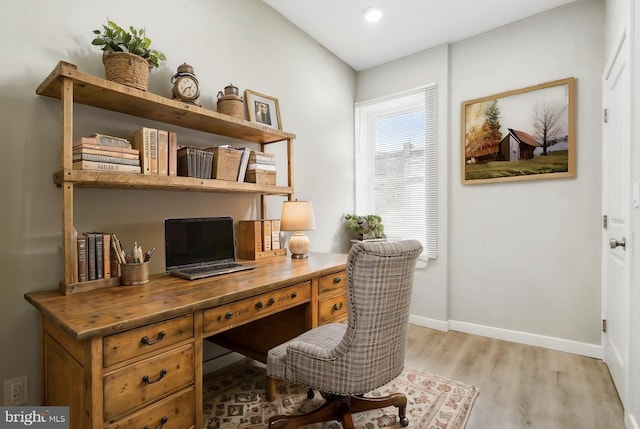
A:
[245,89,282,130]
[462,77,575,184]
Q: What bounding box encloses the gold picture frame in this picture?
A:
[462,77,575,184]
[245,89,282,130]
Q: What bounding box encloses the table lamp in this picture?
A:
[281,200,316,259]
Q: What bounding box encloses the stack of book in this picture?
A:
[245,151,276,185]
[73,134,141,173]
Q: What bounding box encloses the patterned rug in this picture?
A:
[203,360,479,429]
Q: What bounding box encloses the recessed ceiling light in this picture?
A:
[363,6,383,23]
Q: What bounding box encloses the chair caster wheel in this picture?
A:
[399,416,409,427]
[307,389,315,399]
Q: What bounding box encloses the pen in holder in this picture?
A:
[111,237,154,286]
[120,261,149,285]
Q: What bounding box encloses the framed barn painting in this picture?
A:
[462,77,575,184]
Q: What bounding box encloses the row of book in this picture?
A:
[238,219,282,259]
[76,232,118,282]
[71,129,277,184]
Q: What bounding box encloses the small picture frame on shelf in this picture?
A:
[245,89,282,130]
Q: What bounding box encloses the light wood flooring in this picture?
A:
[404,324,625,429]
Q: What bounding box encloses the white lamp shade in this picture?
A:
[281,200,316,231]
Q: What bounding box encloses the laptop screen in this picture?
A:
[164,217,235,269]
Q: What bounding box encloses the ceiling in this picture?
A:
[261,0,577,71]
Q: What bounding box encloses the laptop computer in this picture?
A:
[164,216,254,280]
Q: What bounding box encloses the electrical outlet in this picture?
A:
[4,375,28,406]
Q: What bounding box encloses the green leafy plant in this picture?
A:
[344,214,385,239]
[92,20,166,68]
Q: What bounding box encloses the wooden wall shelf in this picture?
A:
[38,61,296,291]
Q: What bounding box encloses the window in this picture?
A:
[355,85,437,259]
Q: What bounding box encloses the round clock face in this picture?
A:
[174,76,199,100]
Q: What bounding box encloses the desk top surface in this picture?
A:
[25,253,347,341]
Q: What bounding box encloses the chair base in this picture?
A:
[268,392,409,429]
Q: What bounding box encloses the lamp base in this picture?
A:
[288,231,310,259]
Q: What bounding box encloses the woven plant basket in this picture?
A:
[102,52,151,91]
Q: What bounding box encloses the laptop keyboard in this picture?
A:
[181,263,240,274]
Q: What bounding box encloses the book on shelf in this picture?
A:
[77,235,88,282]
[247,163,276,171]
[157,129,169,176]
[249,151,276,165]
[72,153,141,166]
[83,232,97,280]
[149,128,158,175]
[73,146,140,159]
[102,233,111,279]
[262,219,272,251]
[95,233,104,279]
[131,127,153,175]
[90,133,132,148]
[237,148,251,182]
[271,219,281,250]
[168,132,178,176]
[73,160,142,174]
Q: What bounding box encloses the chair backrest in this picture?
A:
[335,239,423,393]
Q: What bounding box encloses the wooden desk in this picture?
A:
[25,253,347,429]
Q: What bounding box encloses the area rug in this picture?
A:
[203,360,478,429]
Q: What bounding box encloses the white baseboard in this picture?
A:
[629,414,639,429]
[409,315,603,359]
[409,315,449,332]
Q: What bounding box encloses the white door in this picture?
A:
[602,25,631,407]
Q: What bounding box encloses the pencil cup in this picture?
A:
[119,262,149,285]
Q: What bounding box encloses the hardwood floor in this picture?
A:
[404,324,625,429]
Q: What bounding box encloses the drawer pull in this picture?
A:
[256,301,264,309]
[267,297,276,306]
[142,369,167,385]
[333,302,343,311]
[144,415,168,429]
[225,311,234,320]
[333,276,342,284]
[291,292,297,299]
[140,331,166,346]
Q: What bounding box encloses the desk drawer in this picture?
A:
[203,282,310,335]
[105,386,195,429]
[103,314,194,367]
[318,292,347,325]
[103,344,195,421]
[319,271,346,295]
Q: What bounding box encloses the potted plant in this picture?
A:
[92,20,166,91]
[344,214,385,240]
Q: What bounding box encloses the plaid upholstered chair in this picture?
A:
[266,239,423,429]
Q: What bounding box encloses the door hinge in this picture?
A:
[603,108,608,123]
[603,215,608,229]
[602,319,607,333]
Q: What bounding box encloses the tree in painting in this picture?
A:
[464,100,502,161]
[532,103,567,156]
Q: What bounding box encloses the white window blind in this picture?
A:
[355,85,437,259]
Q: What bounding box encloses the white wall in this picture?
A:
[357,44,450,326]
[0,0,355,405]
[357,0,605,354]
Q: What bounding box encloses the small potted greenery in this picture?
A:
[92,20,166,91]
[344,214,385,240]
